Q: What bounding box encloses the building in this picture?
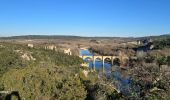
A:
[127,41,138,45]
[63,48,72,55]
[28,44,34,48]
[137,40,141,45]
[44,45,72,55]
[45,45,57,50]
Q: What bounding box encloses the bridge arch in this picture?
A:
[93,56,103,61]
[93,56,103,71]
[81,56,93,60]
[103,57,112,71]
[103,56,111,61]
[84,57,93,62]
[104,57,112,62]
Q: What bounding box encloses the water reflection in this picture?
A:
[80,49,133,95]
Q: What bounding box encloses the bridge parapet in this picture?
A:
[93,56,103,60]
[103,56,112,60]
[81,55,93,59]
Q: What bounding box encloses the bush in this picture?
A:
[0,48,27,74]
[1,66,87,99]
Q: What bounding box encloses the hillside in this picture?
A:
[0,42,120,99]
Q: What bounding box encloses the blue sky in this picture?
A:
[0,0,170,37]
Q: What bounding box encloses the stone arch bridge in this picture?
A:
[79,55,129,71]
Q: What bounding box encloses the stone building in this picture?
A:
[45,45,57,50]
[63,48,72,55]
[44,45,72,55]
[28,44,34,48]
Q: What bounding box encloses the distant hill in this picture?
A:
[0,35,82,39]
[0,34,169,40]
[150,34,170,40]
[135,34,170,40]
[0,35,133,40]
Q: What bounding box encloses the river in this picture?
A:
[80,49,139,95]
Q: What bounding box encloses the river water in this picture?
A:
[80,49,138,95]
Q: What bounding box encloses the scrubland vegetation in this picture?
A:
[0,36,170,100]
[86,37,170,99]
[0,42,120,100]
